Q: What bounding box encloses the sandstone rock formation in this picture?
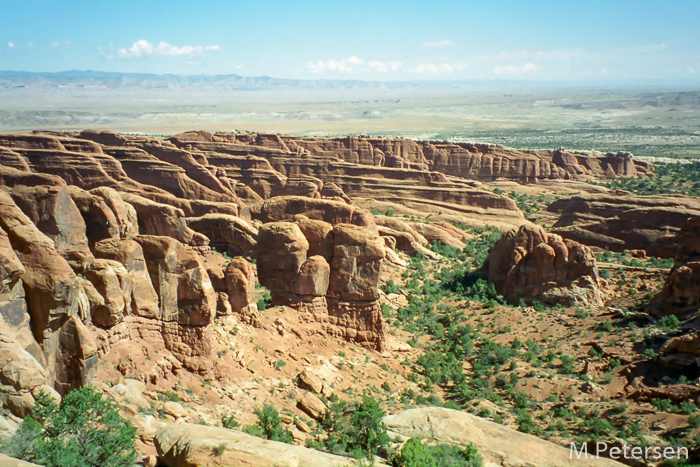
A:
[548,192,700,257]
[0,190,96,397]
[155,423,361,467]
[0,129,653,435]
[384,407,625,467]
[256,219,387,350]
[482,224,603,307]
[648,217,700,319]
[225,256,258,322]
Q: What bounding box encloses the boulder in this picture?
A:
[89,186,138,239]
[83,259,131,327]
[294,217,334,261]
[155,423,355,467]
[298,392,326,419]
[257,222,309,295]
[297,368,324,394]
[383,407,625,467]
[483,224,603,307]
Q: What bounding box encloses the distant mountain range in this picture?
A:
[1,70,687,98]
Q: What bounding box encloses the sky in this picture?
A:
[1,0,699,84]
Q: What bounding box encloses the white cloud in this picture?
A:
[493,62,540,75]
[307,56,365,73]
[421,40,454,47]
[116,40,221,59]
[409,62,468,74]
[7,42,15,48]
[50,41,70,48]
[368,60,403,73]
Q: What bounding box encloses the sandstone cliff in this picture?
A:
[548,192,700,257]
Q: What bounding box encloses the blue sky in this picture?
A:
[1,0,698,84]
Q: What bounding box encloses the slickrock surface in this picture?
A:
[155,423,365,467]
[0,454,42,467]
[384,407,626,467]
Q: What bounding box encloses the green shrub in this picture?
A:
[257,288,272,311]
[2,387,138,467]
[221,414,240,429]
[1,417,42,462]
[244,403,293,444]
[314,395,389,460]
[346,395,390,459]
[390,437,483,467]
[384,279,400,294]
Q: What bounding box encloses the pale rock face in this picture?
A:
[483,223,603,307]
[0,453,43,466]
[155,423,356,467]
[384,407,626,467]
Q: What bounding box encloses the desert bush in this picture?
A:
[1,387,138,467]
[243,403,293,444]
[312,395,389,460]
[390,437,483,467]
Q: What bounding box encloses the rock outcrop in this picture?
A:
[384,407,625,467]
[548,192,700,257]
[648,217,700,319]
[0,190,96,397]
[257,221,387,350]
[0,453,43,466]
[482,224,603,307]
[155,423,360,467]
